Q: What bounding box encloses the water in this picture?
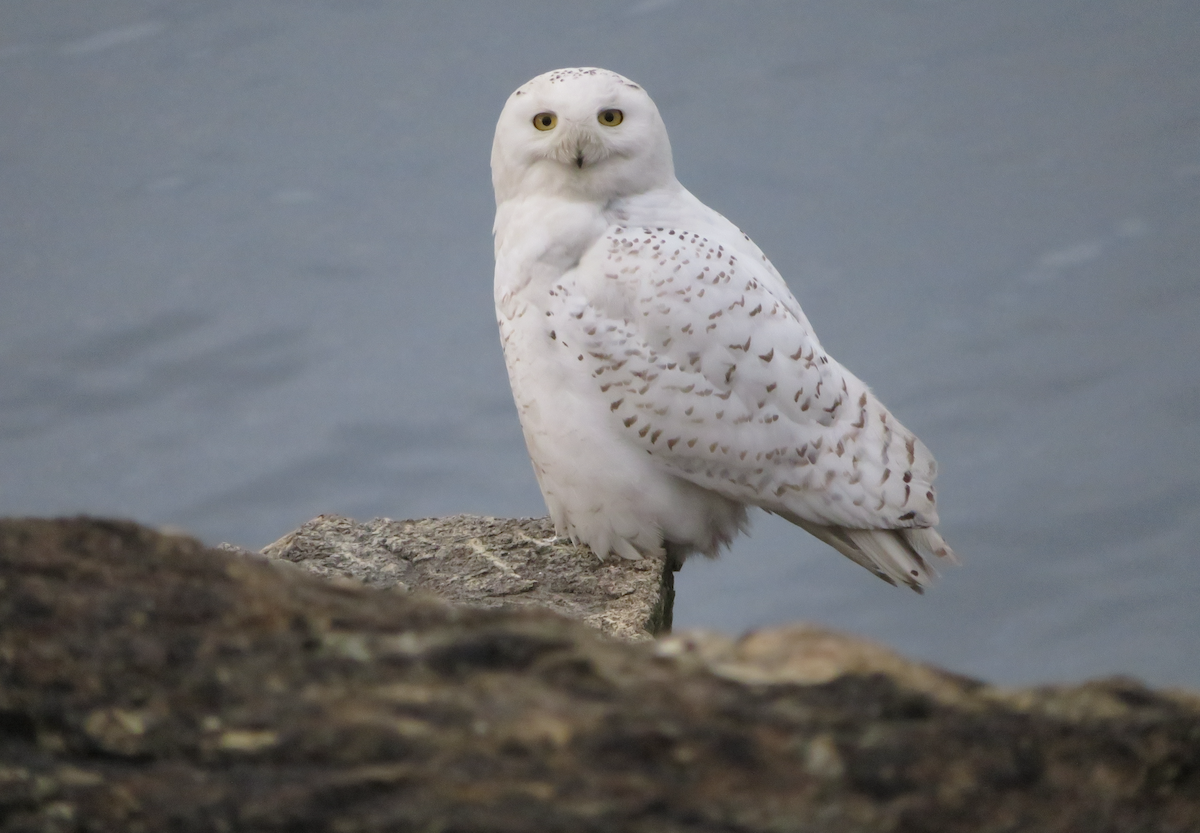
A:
[2,1,1197,687]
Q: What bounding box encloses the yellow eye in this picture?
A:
[598,108,624,127]
[532,112,557,131]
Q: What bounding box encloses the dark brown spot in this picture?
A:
[623,415,638,427]
[610,399,624,411]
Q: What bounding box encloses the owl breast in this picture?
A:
[495,197,747,562]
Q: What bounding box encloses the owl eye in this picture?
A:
[598,109,624,127]
[532,112,557,131]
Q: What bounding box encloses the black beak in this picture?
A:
[575,153,584,168]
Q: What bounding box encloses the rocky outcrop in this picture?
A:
[254,514,673,640]
[2,516,1199,832]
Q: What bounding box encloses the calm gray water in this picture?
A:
[3,1,1198,687]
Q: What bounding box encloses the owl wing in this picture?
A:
[553,223,955,588]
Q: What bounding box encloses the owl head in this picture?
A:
[491,68,676,205]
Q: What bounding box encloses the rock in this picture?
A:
[256,514,674,640]
[2,516,1199,832]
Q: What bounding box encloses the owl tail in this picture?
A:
[783,514,958,593]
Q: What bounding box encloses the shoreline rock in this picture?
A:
[2,516,1198,832]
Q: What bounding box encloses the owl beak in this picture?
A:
[554,124,602,170]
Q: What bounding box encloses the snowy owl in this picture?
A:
[492,68,957,591]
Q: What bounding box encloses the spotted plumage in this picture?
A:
[492,68,957,590]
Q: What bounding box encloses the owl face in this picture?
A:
[491,68,675,205]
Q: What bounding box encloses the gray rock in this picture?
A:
[258,514,674,640]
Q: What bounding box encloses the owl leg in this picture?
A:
[663,540,689,572]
